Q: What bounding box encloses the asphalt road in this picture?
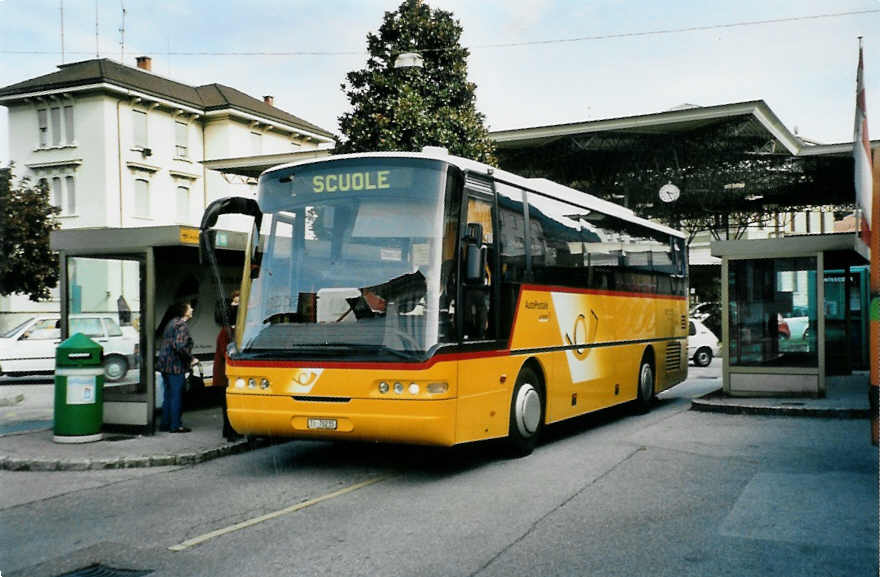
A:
[2,361,877,577]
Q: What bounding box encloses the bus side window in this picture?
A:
[496,182,527,341]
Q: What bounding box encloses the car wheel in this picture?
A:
[694,347,713,367]
[505,366,544,457]
[103,355,128,381]
[634,354,655,414]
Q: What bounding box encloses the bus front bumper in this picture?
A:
[227,393,458,446]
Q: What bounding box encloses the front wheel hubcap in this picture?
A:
[515,384,541,437]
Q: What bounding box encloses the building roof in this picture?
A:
[0,58,334,140]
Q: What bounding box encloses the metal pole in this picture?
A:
[870,148,879,445]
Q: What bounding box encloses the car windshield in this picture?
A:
[239,157,460,360]
[1,319,34,338]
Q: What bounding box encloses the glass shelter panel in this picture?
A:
[728,257,818,367]
[67,256,143,391]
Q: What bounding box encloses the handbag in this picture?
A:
[185,361,205,393]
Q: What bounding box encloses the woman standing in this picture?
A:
[156,301,195,433]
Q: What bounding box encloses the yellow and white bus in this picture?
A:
[201,150,688,455]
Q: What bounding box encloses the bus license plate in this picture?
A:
[308,418,337,430]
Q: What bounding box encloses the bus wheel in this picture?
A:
[634,356,655,414]
[506,366,544,457]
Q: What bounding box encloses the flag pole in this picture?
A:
[871,134,878,446]
[860,35,880,445]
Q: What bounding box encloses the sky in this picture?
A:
[1,0,879,164]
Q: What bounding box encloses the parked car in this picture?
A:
[778,314,809,341]
[690,301,721,340]
[0,314,138,381]
[688,318,720,367]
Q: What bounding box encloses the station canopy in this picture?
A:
[491,100,879,231]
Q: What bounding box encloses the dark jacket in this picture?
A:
[156,318,193,374]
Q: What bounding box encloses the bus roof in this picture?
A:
[261,150,685,239]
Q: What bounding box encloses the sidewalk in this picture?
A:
[0,372,872,472]
[0,404,256,471]
[691,372,872,418]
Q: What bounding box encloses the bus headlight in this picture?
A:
[235,378,246,389]
[248,378,257,389]
[408,383,420,395]
[260,378,271,390]
[427,382,448,394]
[378,381,390,394]
[393,382,404,394]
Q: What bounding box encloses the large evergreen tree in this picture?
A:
[0,165,60,301]
[337,0,495,163]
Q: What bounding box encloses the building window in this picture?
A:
[176,185,190,222]
[175,121,188,158]
[250,131,262,154]
[51,177,61,209]
[134,178,150,218]
[49,175,77,215]
[63,105,75,144]
[133,109,148,149]
[64,175,76,215]
[50,107,62,146]
[37,109,48,147]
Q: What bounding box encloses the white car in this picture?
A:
[0,314,139,381]
[688,318,720,367]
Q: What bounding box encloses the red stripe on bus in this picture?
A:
[520,284,687,301]
[228,349,511,371]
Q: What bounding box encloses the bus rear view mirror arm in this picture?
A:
[199,196,264,334]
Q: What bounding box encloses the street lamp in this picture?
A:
[394,52,424,69]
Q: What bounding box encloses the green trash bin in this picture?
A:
[53,332,104,443]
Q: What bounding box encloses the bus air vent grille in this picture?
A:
[665,342,682,373]
[465,174,494,195]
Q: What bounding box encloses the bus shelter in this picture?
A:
[711,233,869,397]
[50,225,247,433]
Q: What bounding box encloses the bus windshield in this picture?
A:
[240,157,459,361]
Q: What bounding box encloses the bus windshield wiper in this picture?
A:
[241,344,422,361]
[333,343,423,361]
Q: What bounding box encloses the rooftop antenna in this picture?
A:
[59,0,65,63]
[119,0,127,63]
[96,0,100,57]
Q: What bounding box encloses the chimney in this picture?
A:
[263,95,274,107]
[136,56,152,71]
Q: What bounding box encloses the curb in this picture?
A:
[0,437,272,472]
[691,398,870,419]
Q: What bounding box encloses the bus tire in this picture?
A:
[634,353,655,414]
[505,366,544,457]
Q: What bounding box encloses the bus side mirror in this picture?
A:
[464,222,486,285]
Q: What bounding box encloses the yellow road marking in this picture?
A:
[169,475,394,551]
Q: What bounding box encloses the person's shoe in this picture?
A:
[172,427,192,433]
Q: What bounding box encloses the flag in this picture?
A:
[854,38,873,239]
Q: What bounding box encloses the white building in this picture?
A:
[0,56,335,329]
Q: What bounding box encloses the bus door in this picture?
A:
[462,194,497,342]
